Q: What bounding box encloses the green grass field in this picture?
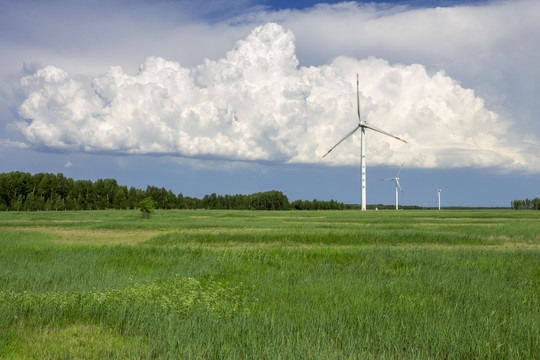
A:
[1,209,539,359]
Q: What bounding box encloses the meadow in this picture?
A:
[0,209,539,359]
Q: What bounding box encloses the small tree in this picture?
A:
[139,197,155,218]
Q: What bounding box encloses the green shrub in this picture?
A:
[138,197,155,218]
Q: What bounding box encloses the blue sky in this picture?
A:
[1,0,539,207]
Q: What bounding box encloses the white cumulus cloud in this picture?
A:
[0,139,29,149]
[16,22,537,171]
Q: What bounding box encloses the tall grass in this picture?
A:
[0,209,539,358]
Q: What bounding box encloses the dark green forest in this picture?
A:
[511,198,540,210]
[0,172,344,211]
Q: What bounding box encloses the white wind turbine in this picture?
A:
[382,163,405,210]
[432,184,447,210]
[322,74,407,211]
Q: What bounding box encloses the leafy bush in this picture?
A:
[138,197,155,218]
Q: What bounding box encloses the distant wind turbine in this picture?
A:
[322,74,407,211]
[382,163,405,210]
[432,184,447,210]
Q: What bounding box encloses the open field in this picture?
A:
[1,209,539,359]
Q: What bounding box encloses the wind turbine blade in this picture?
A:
[356,73,362,123]
[396,179,403,193]
[322,124,361,158]
[396,162,405,177]
[363,123,407,143]
[432,184,439,191]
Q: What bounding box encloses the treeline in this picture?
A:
[0,172,344,211]
[511,198,540,210]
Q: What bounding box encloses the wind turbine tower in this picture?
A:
[382,163,404,210]
[323,74,407,211]
[432,184,447,210]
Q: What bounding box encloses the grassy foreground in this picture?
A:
[0,209,539,359]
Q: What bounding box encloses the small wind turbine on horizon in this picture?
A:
[382,162,404,210]
[322,73,407,211]
[432,184,447,210]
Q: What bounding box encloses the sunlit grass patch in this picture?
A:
[1,227,157,245]
[0,276,252,326]
[50,228,156,245]
[4,323,146,359]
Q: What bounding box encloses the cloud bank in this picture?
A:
[16,22,536,170]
